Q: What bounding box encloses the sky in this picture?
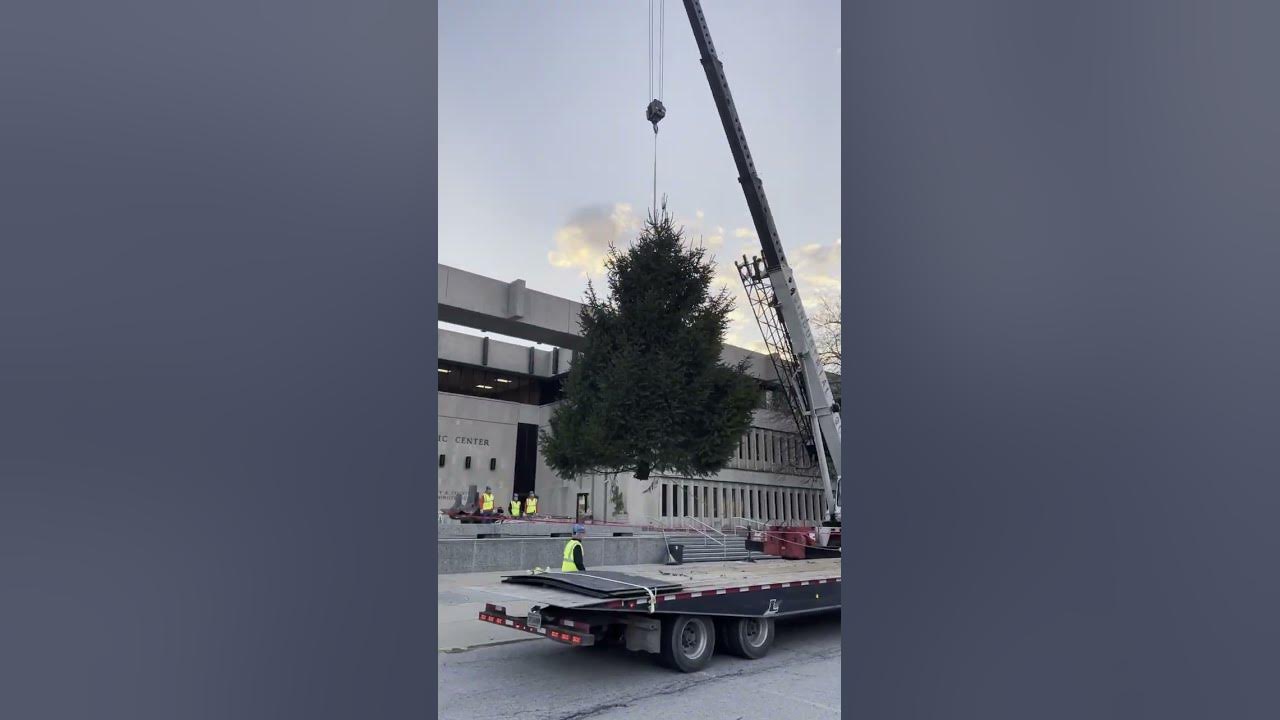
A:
[438,0,841,351]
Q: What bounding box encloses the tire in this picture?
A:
[724,616,775,660]
[657,615,716,673]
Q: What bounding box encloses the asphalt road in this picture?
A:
[437,613,841,720]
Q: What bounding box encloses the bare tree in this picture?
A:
[812,295,841,375]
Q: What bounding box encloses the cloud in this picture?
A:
[788,237,842,302]
[547,203,641,277]
[547,204,832,354]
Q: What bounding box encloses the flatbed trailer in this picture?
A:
[476,557,840,672]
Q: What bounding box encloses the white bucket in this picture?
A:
[816,527,832,547]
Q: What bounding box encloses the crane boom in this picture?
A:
[679,0,842,522]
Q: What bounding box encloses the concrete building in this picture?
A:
[437,264,838,527]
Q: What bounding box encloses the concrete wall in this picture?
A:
[438,536,669,574]
[436,388,830,523]
[437,521,635,538]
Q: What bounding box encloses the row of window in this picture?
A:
[658,481,825,523]
[733,427,814,471]
[439,454,497,471]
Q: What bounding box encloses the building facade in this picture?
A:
[437,264,837,527]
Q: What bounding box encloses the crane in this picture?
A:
[662,0,843,524]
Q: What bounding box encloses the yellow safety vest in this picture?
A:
[561,539,583,572]
[510,499,522,517]
[524,497,537,514]
[481,493,494,511]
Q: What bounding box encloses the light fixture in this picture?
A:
[495,378,513,384]
[438,368,451,374]
[475,384,493,390]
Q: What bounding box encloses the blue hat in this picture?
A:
[572,524,586,534]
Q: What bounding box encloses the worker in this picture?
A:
[509,493,522,518]
[523,492,538,516]
[561,524,587,572]
[479,486,495,515]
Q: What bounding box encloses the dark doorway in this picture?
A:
[513,423,538,496]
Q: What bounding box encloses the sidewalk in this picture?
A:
[437,568,537,652]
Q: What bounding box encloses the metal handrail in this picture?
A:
[687,517,726,547]
[640,515,730,555]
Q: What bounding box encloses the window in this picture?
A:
[692,486,699,517]
[713,487,719,517]
[438,454,446,468]
[661,483,669,517]
[464,456,472,469]
[489,458,497,471]
[683,486,690,518]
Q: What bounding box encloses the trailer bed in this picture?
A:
[475,557,838,623]
[473,557,839,671]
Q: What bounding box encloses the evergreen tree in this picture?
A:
[540,209,759,482]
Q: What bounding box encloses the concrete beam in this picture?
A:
[439,264,585,349]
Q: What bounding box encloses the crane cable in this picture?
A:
[646,0,666,212]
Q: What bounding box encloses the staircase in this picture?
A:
[665,533,753,563]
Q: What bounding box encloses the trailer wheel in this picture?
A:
[658,615,716,672]
[723,617,775,660]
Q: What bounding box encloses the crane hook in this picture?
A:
[646,98,666,134]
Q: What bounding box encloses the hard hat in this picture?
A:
[572,524,586,534]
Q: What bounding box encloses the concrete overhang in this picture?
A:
[437,263,838,390]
